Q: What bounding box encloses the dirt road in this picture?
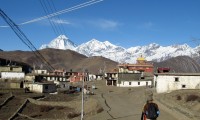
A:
[84,80,181,120]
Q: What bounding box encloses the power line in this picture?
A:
[0,0,104,27]
[0,8,55,71]
[39,0,60,36]
[49,0,68,36]
[39,0,67,37]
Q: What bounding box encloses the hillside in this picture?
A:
[0,49,118,74]
[1,49,200,74]
[154,56,200,73]
[0,58,32,73]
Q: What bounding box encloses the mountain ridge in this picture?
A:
[0,49,200,73]
[39,35,200,63]
[0,48,118,74]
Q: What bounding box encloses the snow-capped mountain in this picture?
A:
[76,39,126,58]
[40,35,76,50]
[39,35,200,63]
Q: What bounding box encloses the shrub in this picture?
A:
[40,105,54,112]
[97,107,104,113]
[186,95,199,102]
[31,114,42,118]
[55,106,65,110]
[198,98,200,102]
[176,95,182,100]
[67,112,80,119]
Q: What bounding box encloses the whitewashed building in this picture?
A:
[54,81,70,90]
[25,82,56,93]
[1,72,25,79]
[33,69,47,74]
[154,73,200,93]
[117,73,152,87]
[0,66,24,80]
[89,74,96,81]
[105,72,118,86]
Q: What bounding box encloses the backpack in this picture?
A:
[145,103,159,119]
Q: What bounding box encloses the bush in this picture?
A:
[97,107,104,113]
[55,106,65,110]
[186,95,199,102]
[31,114,42,118]
[176,95,182,100]
[40,105,54,112]
[67,112,80,119]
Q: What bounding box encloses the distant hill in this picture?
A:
[154,56,200,73]
[1,49,200,74]
[0,48,118,74]
[0,58,32,73]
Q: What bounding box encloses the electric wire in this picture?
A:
[0,9,55,71]
[0,0,105,71]
[0,0,104,27]
[46,0,64,35]
[39,0,60,36]
[49,0,67,35]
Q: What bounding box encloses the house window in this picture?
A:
[129,82,131,85]
[182,85,186,88]
[175,77,179,82]
[138,82,140,85]
[45,85,48,90]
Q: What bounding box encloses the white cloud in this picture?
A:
[51,19,71,24]
[89,19,121,30]
[139,22,153,29]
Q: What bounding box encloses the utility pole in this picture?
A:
[81,69,85,120]
[103,61,107,80]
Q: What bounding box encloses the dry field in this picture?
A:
[0,80,200,120]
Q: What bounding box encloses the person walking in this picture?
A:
[141,96,160,120]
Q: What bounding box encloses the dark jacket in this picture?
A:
[141,101,159,120]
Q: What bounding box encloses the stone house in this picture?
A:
[25,82,56,93]
[116,55,153,87]
[105,71,118,86]
[154,73,200,93]
[117,73,152,87]
[0,66,24,80]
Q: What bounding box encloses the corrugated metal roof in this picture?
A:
[154,73,200,76]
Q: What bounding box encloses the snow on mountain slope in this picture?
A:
[39,35,199,63]
[76,39,126,57]
[40,35,76,50]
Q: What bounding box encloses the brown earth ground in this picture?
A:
[1,80,200,120]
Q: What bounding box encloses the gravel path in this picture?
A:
[84,80,179,120]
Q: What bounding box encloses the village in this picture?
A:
[0,55,200,120]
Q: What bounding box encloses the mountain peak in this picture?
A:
[40,35,198,63]
[57,35,69,40]
[88,39,101,44]
[39,35,76,50]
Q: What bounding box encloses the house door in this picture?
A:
[113,80,117,86]
[20,81,23,88]
[146,82,148,87]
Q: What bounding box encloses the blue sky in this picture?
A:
[1,0,200,51]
